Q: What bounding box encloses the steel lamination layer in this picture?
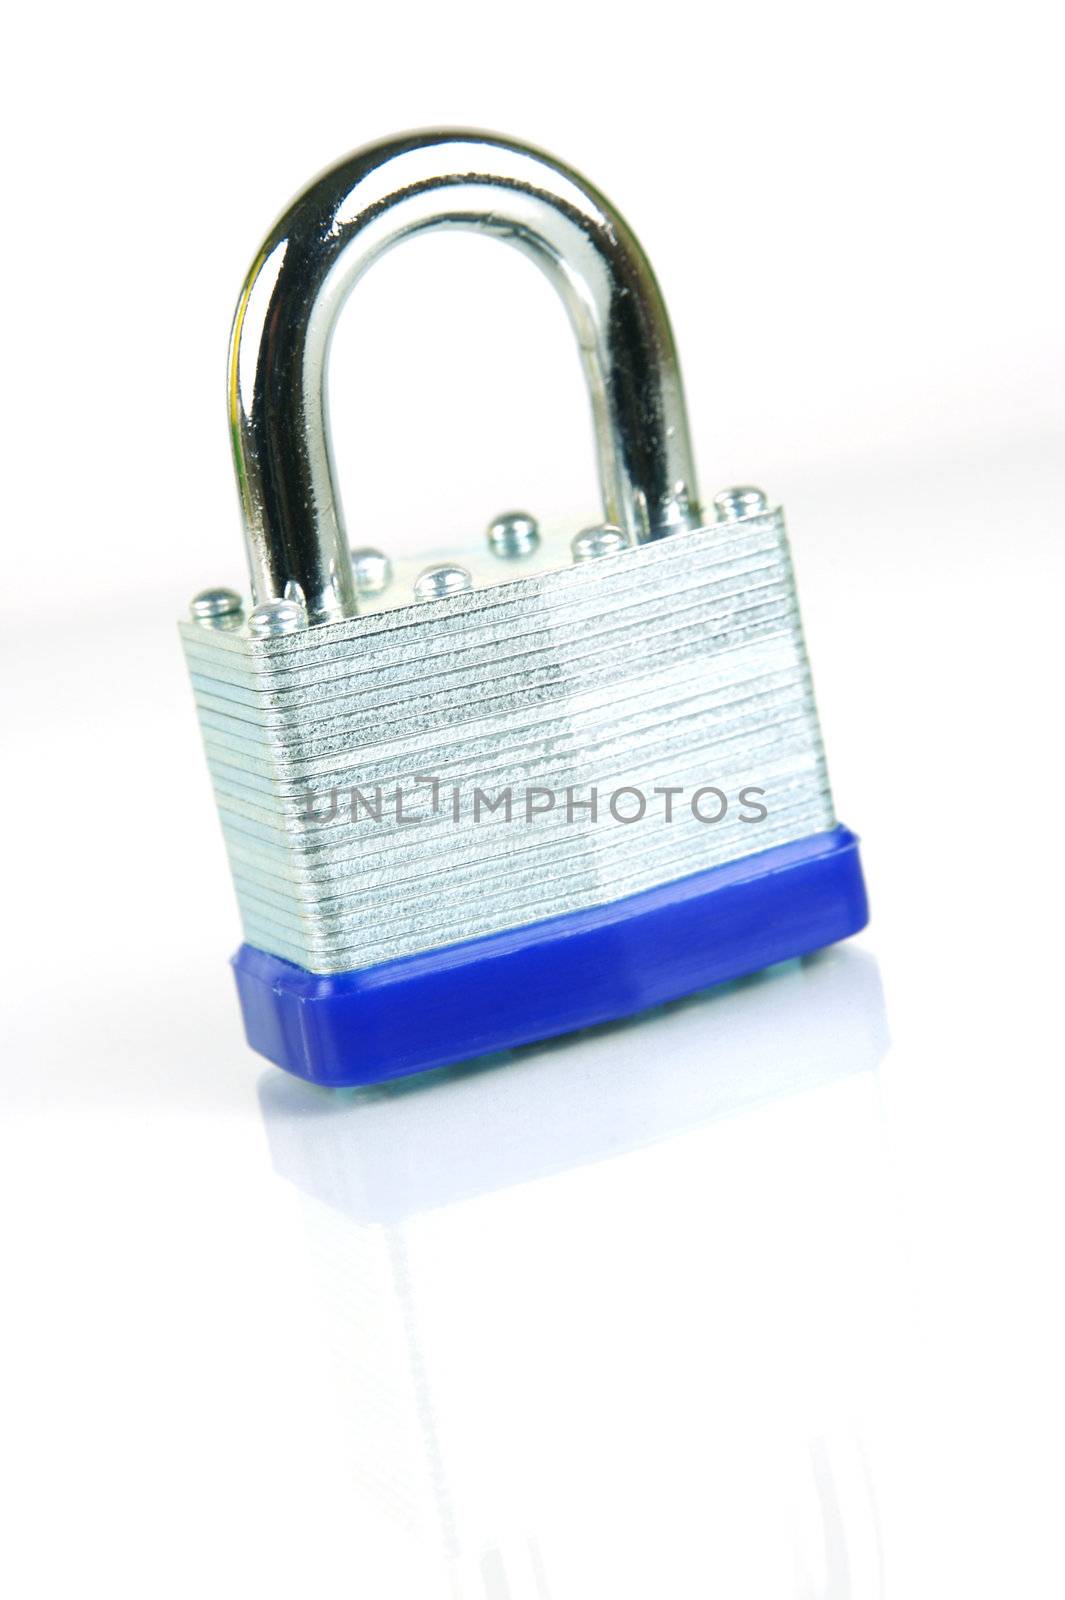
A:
[181,512,835,972]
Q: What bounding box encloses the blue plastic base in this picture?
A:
[233,826,868,1088]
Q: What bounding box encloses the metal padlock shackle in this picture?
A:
[229,129,702,621]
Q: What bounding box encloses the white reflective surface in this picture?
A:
[258,948,890,1595]
[3,6,1064,1592]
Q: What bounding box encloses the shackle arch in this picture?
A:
[228,129,702,620]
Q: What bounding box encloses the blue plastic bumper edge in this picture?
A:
[233,825,868,1088]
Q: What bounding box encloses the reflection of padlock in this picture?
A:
[181,130,868,1087]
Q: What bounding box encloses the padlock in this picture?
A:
[181,130,868,1087]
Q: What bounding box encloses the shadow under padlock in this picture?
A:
[258,950,891,1598]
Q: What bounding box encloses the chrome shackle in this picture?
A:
[229,129,702,622]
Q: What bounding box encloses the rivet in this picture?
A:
[414,564,473,601]
[712,486,769,523]
[351,547,393,595]
[189,587,243,624]
[248,598,306,636]
[487,511,540,559]
[571,525,631,563]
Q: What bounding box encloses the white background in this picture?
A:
[2,2,1063,1596]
